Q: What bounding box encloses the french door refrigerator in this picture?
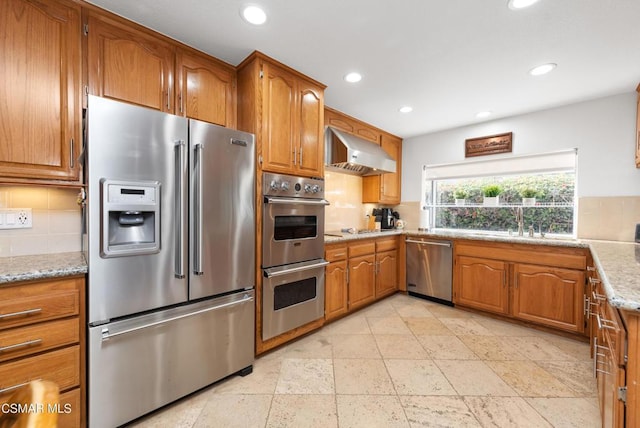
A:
[85,95,255,428]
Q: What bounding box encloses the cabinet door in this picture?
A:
[348,255,375,310]
[261,62,296,174]
[87,12,175,112]
[512,264,585,334]
[325,260,348,321]
[455,256,509,315]
[375,249,397,298]
[296,82,324,177]
[362,134,402,204]
[0,0,80,181]
[176,50,236,127]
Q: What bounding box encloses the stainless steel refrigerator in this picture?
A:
[85,95,255,428]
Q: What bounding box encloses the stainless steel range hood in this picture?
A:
[324,126,396,176]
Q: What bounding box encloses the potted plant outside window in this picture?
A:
[482,185,502,206]
[520,188,538,206]
[453,189,468,206]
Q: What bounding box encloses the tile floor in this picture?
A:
[130,293,600,428]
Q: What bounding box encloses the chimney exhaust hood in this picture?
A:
[324,126,396,176]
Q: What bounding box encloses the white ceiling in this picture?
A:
[85,0,640,138]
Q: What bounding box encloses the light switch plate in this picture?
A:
[0,208,32,229]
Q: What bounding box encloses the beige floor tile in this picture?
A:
[435,360,517,396]
[394,301,437,318]
[417,335,479,360]
[266,394,338,428]
[375,335,429,359]
[473,317,541,336]
[399,396,482,427]
[192,394,272,428]
[360,300,400,318]
[129,388,210,428]
[213,357,281,395]
[463,396,553,428]
[439,318,494,336]
[334,359,396,395]
[543,335,593,361]
[368,316,413,334]
[336,395,410,428]
[281,334,333,359]
[501,336,577,361]
[486,360,577,397]
[526,397,601,428]
[535,360,597,396]
[275,358,335,394]
[331,334,381,359]
[385,359,457,395]
[428,305,475,319]
[404,317,454,336]
[323,315,372,335]
[458,335,528,361]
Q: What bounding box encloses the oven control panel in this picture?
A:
[263,172,324,199]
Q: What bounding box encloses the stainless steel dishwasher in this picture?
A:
[406,237,453,305]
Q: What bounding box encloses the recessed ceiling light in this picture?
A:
[344,72,362,83]
[241,5,267,25]
[507,0,540,10]
[529,63,557,76]
[399,106,413,113]
[476,111,492,118]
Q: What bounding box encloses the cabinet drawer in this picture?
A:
[376,237,397,252]
[0,345,80,403]
[0,318,79,363]
[58,387,81,428]
[0,278,81,331]
[325,246,348,262]
[348,241,375,257]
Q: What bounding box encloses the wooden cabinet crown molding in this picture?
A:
[236,51,326,90]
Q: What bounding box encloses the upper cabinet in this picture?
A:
[237,52,325,178]
[86,7,237,127]
[0,0,81,183]
[324,107,403,204]
[86,10,176,113]
[636,83,639,168]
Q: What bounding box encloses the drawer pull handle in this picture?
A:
[0,338,42,353]
[0,308,42,320]
[333,253,346,258]
[589,277,601,285]
[0,379,41,395]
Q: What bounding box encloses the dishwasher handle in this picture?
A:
[405,239,451,248]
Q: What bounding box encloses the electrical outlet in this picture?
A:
[0,208,32,229]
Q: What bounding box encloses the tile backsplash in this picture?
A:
[0,186,82,257]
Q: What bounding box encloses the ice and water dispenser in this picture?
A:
[101,179,160,257]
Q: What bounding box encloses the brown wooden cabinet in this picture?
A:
[0,276,85,427]
[324,107,402,204]
[513,263,585,334]
[454,240,587,335]
[175,49,237,127]
[0,0,81,183]
[86,10,175,113]
[375,237,398,298]
[348,256,376,310]
[456,256,509,316]
[237,51,325,178]
[325,245,349,321]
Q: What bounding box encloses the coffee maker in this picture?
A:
[380,208,395,229]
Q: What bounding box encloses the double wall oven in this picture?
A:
[262,172,329,340]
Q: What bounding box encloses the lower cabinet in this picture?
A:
[324,236,399,321]
[453,241,587,335]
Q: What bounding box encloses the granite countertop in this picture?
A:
[0,252,87,285]
[325,229,640,313]
[586,240,640,313]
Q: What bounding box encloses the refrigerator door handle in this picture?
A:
[100,294,254,342]
[193,143,204,275]
[174,140,186,279]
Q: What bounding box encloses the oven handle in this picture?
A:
[263,260,329,278]
[264,196,330,206]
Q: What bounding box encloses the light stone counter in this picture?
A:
[325,229,640,313]
[0,252,87,284]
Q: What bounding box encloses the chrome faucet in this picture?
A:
[515,206,524,236]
